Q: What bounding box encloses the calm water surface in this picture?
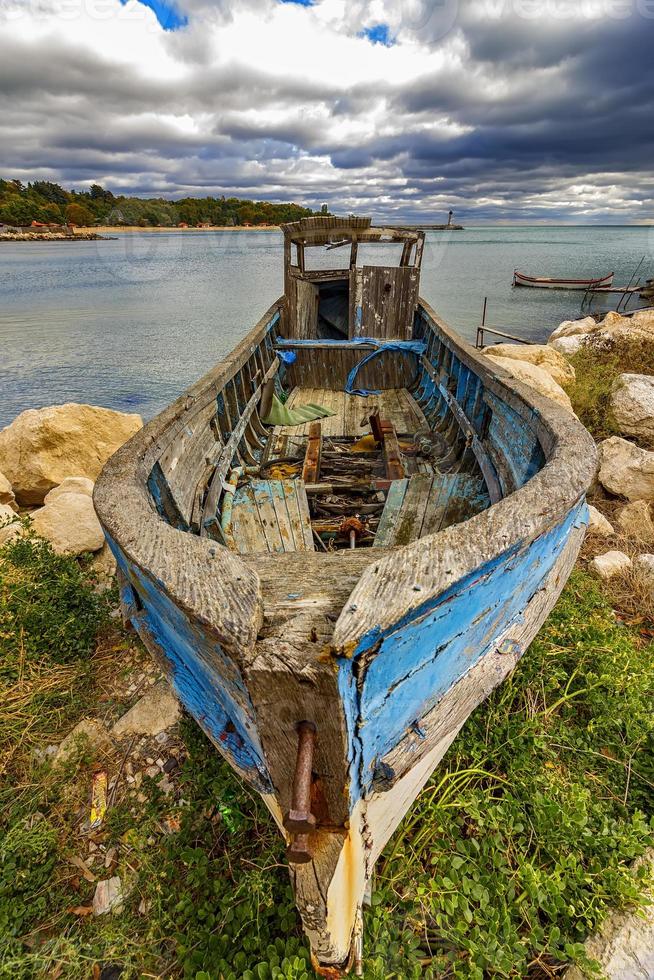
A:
[1,226,652,426]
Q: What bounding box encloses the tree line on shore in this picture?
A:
[0,179,327,228]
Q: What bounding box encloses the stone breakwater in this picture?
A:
[0,231,107,241]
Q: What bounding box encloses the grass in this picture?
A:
[566,335,654,444]
[0,535,652,979]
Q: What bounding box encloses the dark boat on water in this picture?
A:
[95,216,596,975]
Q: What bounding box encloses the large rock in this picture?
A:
[0,471,17,511]
[112,680,180,737]
[589,550,632,580]
[611,374,654,443]
[630,308,654,329]
[598,437,654,501]
[633,554,654,595]
[566,849,654,979]
[616,500,654,545]
[44,476,95,504]
[482,343,575,387]
[548,316,597,341]
[484,355,574,411]
[0,502,22,546]
[0,403,142,505]
[55,718,113,765]
[587,505,615,536]
[548,334,588,357]
[31,491,105,555]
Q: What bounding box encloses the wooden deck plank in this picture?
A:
[230,484,267,554]
[252,480,285,553]
[230,479,315,554]
[301,421,322,484]
[379,474,433,547]
[270,481,296,552]
[295,482,316,551]
[374,479,408,546]
[420,473,459,537]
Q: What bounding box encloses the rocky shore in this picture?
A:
[479,307,654,594]
[0,230,108,241]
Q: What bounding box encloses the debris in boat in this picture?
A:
[112,681,180,737]
[261,393,334,426]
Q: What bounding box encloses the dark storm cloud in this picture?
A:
[1,0,653,220]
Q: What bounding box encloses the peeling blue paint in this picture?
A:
[340,500,588,801]
[105,533,272,793]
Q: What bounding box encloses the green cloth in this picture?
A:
[262,393,335,427]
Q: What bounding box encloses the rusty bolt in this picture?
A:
[284,721,317,834]
[287,833,313,865]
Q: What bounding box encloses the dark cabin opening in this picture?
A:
[317,280,349,339]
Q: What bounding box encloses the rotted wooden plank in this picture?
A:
[301,422,322,484]
[380,418,404,481]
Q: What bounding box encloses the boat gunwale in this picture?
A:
[94,295,597,663]
[93,298,286,658]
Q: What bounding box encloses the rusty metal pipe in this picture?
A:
[287,832,312,865]
[284,721,317,834]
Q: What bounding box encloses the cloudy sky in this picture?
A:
[1,0,653,222]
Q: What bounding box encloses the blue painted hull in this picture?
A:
[94,284,597,973]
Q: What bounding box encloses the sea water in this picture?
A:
[0,225,652,426]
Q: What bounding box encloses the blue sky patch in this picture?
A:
[279,0,315,6]
[121,0,188,30]
[360,23,395,46]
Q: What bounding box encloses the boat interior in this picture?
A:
[148,217,546,558]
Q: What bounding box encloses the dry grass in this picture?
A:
[608,562,654,624]
[567,334,654,446]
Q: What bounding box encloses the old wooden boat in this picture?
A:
[94,217,596,975]
[513,269,613,290]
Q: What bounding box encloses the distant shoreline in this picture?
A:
[0,231,109,242]
[79,225,281,234]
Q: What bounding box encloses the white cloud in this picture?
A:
[1,0,652,220]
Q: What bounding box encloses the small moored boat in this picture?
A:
[513,269,614,290]
[95,217,596,975]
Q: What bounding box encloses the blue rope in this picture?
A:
[344,340,426,396]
